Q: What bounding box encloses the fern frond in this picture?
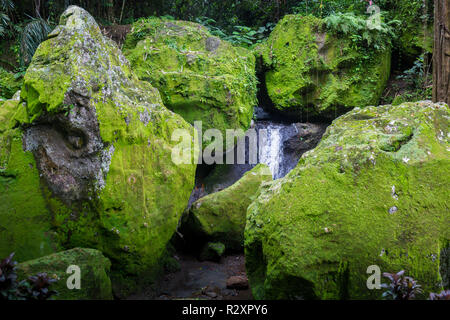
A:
[324,11,396,51]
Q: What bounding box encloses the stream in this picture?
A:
[129,108,328,300]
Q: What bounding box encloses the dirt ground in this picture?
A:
[127,254,253,300]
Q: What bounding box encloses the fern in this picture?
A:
[324,12,399,51]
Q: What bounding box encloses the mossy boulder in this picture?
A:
[2,6,197,295]
[258,15,391,119]
[0,68,22,100]
[199,242,226,262]
[16,248,113,300]
[185,164,272,250]
[245,101,449,299]
[123,17,258,150]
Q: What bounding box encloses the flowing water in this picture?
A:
[136,116,327,300]
[191,119,326,202]
[256,121,304,180]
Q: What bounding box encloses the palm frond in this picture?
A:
[0,12,8,37]
[0,0,14,11]
[0,11,9,24]
[20,18,52,66]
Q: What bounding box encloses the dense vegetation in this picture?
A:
[0,1,447,301]
[0,1,435,103]
[0,2,433,58]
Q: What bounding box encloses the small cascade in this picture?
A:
[189,114,327,204]
[257,123,285,179]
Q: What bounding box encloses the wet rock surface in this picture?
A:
[188,120,327,208]
[226,275,249,290]
[282,122,328,177]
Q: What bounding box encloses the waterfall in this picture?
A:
[257,123,285,179]
[191,119,326,200]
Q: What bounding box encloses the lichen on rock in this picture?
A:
[2,6,197,295]
[123,17,258,150]
[257,15,391,119]
[245,101,450,299]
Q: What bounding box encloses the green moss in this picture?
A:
[200,242,226,262]
[0,97,58,262]
[16,248,113,300]
[0,68,22,100]
[186,164,272,250]
[5,6,197,296]
[391,1,433,60]
[163,256,181,273]
[391,95,405,106]
[258,15,391,119]
[245,101,450,299]
[123,17,258,150]
[397,24,433,59]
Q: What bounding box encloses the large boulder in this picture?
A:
[245,101,449,299]
[184,164,272,250]
[123,18,258,150]
[16,248,113,300]
[258,15,391,119]
[1,6,197,294]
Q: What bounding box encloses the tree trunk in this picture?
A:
[433,0,450,103]
[119,0,126,24]
[108,0,115,24]
[33,0,41,17]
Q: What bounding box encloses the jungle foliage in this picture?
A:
[0,0,437,102]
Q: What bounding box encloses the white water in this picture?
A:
[258,124,284,179]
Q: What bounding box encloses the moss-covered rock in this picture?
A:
[199,242,226,262]
[17,248,113,300]
[0,94,58,262]
[123,17,258,150]
[185,164,272,250]
[0,68,22,100]
[245,101,449,299]
[2,6,197,295]
[258,15,391,119]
